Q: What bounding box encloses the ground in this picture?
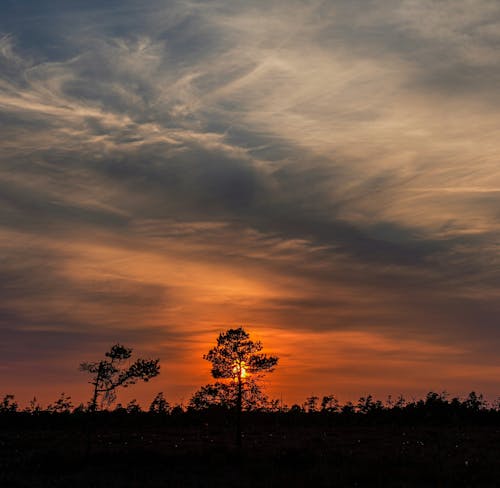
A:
[1,415,499,487]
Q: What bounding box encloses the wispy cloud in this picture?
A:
[1,1,500,404]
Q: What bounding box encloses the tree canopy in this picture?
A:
[80,344,160,412]
[204,327,278,382]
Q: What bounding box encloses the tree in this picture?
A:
[0,394,18,413]
[149,392,171,414]
[125,399,142,414]
[47,392,73,414]
[80,344,160,412]
[304,395,319,413]
[463,391,485,411]
[321,394,339,413]
[357,394,383,414]
[189,382,233,411]
[24,396,42,415]
[203,327,278,445]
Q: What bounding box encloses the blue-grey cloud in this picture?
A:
[1,0,500,403]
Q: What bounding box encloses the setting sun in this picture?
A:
[232,362,248,380]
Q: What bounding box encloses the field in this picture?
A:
[1,413,500,487]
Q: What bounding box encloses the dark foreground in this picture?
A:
[2,414,500,487]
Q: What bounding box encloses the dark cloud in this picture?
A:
[1,0,500,403]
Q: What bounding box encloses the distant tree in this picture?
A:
[463,391,486,411]
[289,404,304,413]
[72,403,87,414]
[170,404,185,416]
[126,399,142,414]
[80,344,160,412]
[149,392,170,414]
[341,401,355,415]
[425,391,448,405]
[189,382,232,411]
[24,396,42,414]
[113,403,127,414]
[266,397,282,413]
[357,395,383,414]
[394,394,407,409]
[304,395,319,413]
[0,394,18,413]
[47,392,73,414]
[203,327,278,445]
[321,394,340,413]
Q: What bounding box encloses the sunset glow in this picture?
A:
[233,362,248,380]
[1,1,500,409]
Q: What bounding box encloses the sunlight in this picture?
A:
[232,361,247,380]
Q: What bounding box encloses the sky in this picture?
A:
[1,0,500,408]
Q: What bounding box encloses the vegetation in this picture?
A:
[1,390,497,418]
[2,332,500,486]
[1,391,500,487]
[79,344,160,412]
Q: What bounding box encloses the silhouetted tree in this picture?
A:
[80,344,160,412]
[0,394,18,413]
[357,395,383,414]
[170,404,185,415]
[149,392,170,414]
[464,391,485,411]
[287,404,303,417]
[394,394,407,409]
[126,399,142,413]
[113,403,127,414]
[189,382,233,411]
[321,394,340,413]
[341,401,355,415]
[24,396,42,414]
[47,393,73,414]
[204,327,278,445]
[72,403,87,414]
[304,395,319,413]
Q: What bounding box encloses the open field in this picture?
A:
[2,414,500,487]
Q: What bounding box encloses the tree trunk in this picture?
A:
[236,375,242,448]
[90,361,103,413]
[85,362,103,459]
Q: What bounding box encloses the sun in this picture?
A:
[232,361,247,379]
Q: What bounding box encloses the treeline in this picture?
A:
[1,390,500,421]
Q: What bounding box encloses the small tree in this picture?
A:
[357,394,383,414]
[47,393,73,414]
[0,394,18,413]
[321,394,339,413]
[80,344,160,412]
[304,395,319,413]
[24,396,42,415]
[463,391,485,411]
[149,392,170,414]
[126,399,142,414]
[204,327,278,445]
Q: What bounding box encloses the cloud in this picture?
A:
[1,0,500,403]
